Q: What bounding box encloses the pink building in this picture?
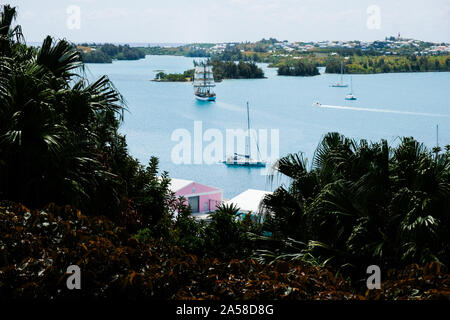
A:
[169,178,223,217]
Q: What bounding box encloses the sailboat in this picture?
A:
[223,102,266,167]
[345,76,357,100]
[193,62,216,101]
[331,61,348,88]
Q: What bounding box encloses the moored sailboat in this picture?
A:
[223,102,266,167]
[345,76,357,100]
[331,61,348,88]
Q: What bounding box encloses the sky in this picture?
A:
[7,0,450,44]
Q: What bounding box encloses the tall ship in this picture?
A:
[223,102,266,167]
[193,63,216,101]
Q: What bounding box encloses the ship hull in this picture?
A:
[195,94,216,101]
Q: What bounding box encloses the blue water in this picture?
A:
[85,55,450,199]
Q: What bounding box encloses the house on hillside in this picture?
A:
[169,178,223,218]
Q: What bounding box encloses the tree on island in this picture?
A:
[277,60,319,76]
[80,43,145,63]
[208,59,265,80]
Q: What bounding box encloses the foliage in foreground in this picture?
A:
[261,133,450,275]
[0,5,175,231]
[0,202,448,300]
[135,202,259,260]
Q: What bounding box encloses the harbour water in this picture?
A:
[85,55,450,198]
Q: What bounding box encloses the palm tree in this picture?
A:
[0,5,23,55]
[432,146,442,158]
[203,203,245,257]
[0,6,126,215]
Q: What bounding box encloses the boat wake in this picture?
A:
[316,104,450,118]
[215,101,243,112]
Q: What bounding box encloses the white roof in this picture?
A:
[227,189,272,213]
[168,178,193,192]
[192,213,212,220]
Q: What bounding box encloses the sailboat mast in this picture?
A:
[437,124,439,148]
[340,61,343,83]
[246,102,251,158]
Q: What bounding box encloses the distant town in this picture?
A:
[146,34,450,57]
[76,35,450,75]
[77,35,450,57]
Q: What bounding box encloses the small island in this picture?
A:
[152,60,265,82]
[209,59,265,80]
[153,69,195,82]
[277,60,320,76]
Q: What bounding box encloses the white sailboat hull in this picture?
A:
[223,153,266,167]
[223,159,266,167]
[345,76,356,100]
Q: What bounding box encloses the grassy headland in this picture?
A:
[79,43,146,63]
[325,55,450,74]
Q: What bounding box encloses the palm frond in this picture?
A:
[36,36,83,79]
